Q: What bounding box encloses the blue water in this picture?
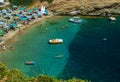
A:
[59,17,120,82]
[0,16,120,82]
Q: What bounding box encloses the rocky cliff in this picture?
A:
[48,0,120,16]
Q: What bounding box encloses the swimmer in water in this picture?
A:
[10,46,13,50]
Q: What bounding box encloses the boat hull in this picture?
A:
[55,55,63,58]
[69,18,82,24]
[25,61,35,65]
[109,17,116,21]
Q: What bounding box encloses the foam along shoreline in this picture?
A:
[0,15,51,46]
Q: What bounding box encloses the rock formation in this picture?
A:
[48,0,120,16]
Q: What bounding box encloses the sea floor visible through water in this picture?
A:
[0,16,120,82]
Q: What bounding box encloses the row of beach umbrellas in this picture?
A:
[0,5,49,36]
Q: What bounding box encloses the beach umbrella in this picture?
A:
[2,9,7,13]
[13,10,18,13]
[6,13,12,16]
[10,23,16,27]
[4,25,10,29]
[17,14,21,17]
[45,10,48,15]
[32,13,37,16]
[38,11,42,16]
[0,21,4,25]
[26,16,32,19]
[21,18,27,21]
[27,10,33,13]
[33,7,38,10]
[33,7,38,12]
[13,5,18,8]
[22,12,27,15]
[20,16,27,21]
[19,7,24,11]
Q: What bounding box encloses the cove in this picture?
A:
[0,16,85,78]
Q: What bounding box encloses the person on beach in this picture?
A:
[2,44,6,51]
[61,26,65,29]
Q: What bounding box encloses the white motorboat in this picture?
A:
[69,17,82,23]
[49,39,63,44]
[109,16,116,21]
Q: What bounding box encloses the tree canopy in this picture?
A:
[9,0,34,6]
[9,0,53,6]
[0,63,89,82]
[40,0,53,3]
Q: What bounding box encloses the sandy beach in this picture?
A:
[0,15,52,51]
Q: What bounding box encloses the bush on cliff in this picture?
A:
[0,63,7,80]
[0,63,89,82]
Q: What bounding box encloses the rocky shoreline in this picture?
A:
[47,0,120,16]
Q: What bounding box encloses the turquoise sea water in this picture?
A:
[0,16,85,78]
[0,16,120,82]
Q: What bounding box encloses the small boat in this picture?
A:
[69,17,82,23]
[103,37,107,41]
[49,39,63,44]
[55,55,63,58]
[25,61,35,65]
[109,16,116,21]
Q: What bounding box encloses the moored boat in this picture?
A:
[49,39,63,44]
[103,37,107,41]
[109,16,116,21]
[25,61,35,65]
[55,55,63,58]
[69,17,82,23]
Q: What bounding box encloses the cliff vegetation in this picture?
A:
[0,63,90,82]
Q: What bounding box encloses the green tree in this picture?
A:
[32,74,57,82]
[9,0,34,6]
[40,0,53,3]
[6,69,26,82]
[0,63,8,80]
